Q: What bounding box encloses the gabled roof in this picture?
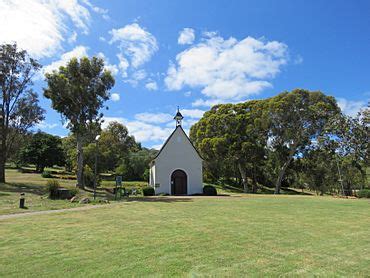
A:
[152,125,203,162]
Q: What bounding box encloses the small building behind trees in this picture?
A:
[149,109,203,195]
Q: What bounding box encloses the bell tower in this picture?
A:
[174,106,184,127]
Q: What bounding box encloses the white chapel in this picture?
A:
[149,109,203,195]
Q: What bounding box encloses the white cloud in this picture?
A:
[68,31,78,44]
[43,45,88,74]
[151,144,163,150]
[117,54,129,78]
[102,116,173,143]
[135,113,173,124]
[192,98,233,107]
[178,28,195,45]
[127,69,147,86]
[145,81,158,91]
[36,121,58,129]
[181,109,205,119]
[111,93,120,102]
[337,98,367,117]
[43,48,119,76]
[96,52,119,76]
[109,23,158,70]
[184,91,192,97]
[135,109,204,125]
[102,108,201,146]
[54,0,91,34]
[0,0,96,58]
[165,33,288,104]
[81,0,109,20]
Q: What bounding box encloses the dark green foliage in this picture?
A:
[115,148,157,181]
[44,56,115,188]
[46,180,60,199]
[191,89,366,196]
[142,169,150,182]
[19,132,65,172]
[69,188,79,197]
[83,121,141,173]
[203,185,217,196]
[143,187,155,196]
[357,189,370,198]
[41,171,52,178]
[83,165,96,188]
[0,43,45,183]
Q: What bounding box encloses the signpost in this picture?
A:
[115,176,122,200]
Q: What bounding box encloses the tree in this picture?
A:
[267,89,340,194]
[83,121,140,173]
[190,100,269,192]
[44,56,114,188]
[299,149,338,195]
[19,132,65,172]
[322,109,369,190]
[0,43,45,183]
[115,148,157,181]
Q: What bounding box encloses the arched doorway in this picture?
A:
[171,170,187,195]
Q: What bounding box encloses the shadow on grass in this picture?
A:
[281,187,313,196]
[213,182,313,196]
[0,183,46,196]
[0,192,11,196]
[212,183,244,193]
[126,197,193,203]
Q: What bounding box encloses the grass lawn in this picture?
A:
[0,195,369,276]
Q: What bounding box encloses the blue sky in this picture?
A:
[1,0,369,149]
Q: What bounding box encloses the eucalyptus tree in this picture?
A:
[83,121,140,172]
[19,132,65,172]
[44,57,115,188]
[0,43,44,183]
[190,100,269,192]
[267,89,340,194]
[322,108,369,190]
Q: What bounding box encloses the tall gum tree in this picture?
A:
[267,89,340,194]
[0,43,44,183]
[190,100,269,192]
[44,57,115,188]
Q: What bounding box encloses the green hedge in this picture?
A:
[203,185,217,196]
[357,189,370,198]
[143,187,155,196]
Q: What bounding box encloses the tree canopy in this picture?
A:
[44,56,115,188]
[19,132,65,172]
[191,89,366,195]
[0,43,45,183]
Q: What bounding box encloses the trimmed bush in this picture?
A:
[41,171,52,178]
[46,180,60,199]
[143,187,155,196]
[357,189,370,198]
[203,185,217,196]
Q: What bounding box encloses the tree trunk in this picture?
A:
[76,133,84,188]
[0,150,5,183]
[237,162,249,193]
[252,165,258,193]
[274,156,293,194]
[0,120,6,183]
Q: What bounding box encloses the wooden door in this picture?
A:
[171,170,187,195]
